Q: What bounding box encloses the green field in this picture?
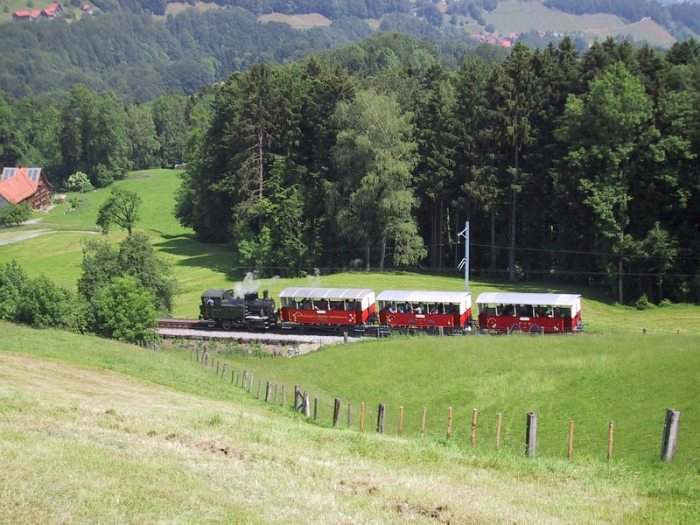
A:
[1,322,698,523]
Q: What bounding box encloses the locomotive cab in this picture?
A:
[199,288,277,330]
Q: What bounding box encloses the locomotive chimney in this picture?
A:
[263,290,268,299]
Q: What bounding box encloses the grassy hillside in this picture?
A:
[1,322,697,523]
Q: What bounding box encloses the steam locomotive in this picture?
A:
[199,289,277,329]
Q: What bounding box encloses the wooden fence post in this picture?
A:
[470,408,478,446]
[242,370,247,389]
[282,385,286,407]
[222,363,227,379]
[313,397,318,420]
[231,369,235,384]
[525,412,538,458]
[248,373,253,393]
[333,398,341,427]
[607,421,615,460]
[660,409,681,462]
[216,360,219,376]
[420,407,427,437]
[377,403,385,434]
[273,384,278,404]
[446,407,453,439]
[295,388,304,412]
[303,392,311,418]
[265,381,271,403]
[360,402,365,432]
[195,349,199,363]
[256,379,261,399]
[398,406,404,436]
[567,420,575,460]
[495,413,502,450]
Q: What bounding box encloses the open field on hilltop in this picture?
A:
[1,321,698,523]
[484,0,676,46]
[1,168,699,334]
[163,1,224,16]
[259,12,331,29]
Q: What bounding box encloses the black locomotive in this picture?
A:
[199,289,277,329]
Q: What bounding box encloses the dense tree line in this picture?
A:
[0,85,196,187]
[176,35,700,304]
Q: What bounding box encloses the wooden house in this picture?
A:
[0,167,52,209]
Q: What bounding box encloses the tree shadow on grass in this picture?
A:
[154,235,244,281]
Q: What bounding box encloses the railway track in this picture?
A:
[157,318,208,330]
[156,318,361,346]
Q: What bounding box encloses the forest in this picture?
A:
[1,33,699,305]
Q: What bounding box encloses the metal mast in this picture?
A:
[457,221,470,291]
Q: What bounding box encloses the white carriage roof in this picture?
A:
[376,290,471,304]
[476,292,580,306]
[279,287,375,301]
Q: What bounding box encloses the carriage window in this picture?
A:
[502,304,515,316]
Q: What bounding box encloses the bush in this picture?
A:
[17,275,81,329]
[65,171,94,193]
[0,260,28,320]
[0,202,32,226]
[633,293,654,310]
[92,276,157,343]
[659,298,673,307]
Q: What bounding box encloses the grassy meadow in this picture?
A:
[1,322,698,523]
[1,168,699,522]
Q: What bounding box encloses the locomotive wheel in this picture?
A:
[222,320,233,330]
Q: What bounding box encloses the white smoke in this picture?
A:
[233,272,260,297]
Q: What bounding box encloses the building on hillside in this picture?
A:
[42,2,62,18]
[12,9,42,21]
[12,3,62,21]
[0,167,52,209]
[81,4,93,15]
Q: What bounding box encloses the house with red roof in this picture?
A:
[12,9,42,21]
[0,168,52,209]
[12,3,62,21]
[42,2,62,18]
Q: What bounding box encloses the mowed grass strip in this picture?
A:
[1,323,697,523]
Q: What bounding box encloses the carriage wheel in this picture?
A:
[222,319,232,330]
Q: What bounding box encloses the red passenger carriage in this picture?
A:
[476,292,583,333]
[376,290,472,330]
[278,287,377,328]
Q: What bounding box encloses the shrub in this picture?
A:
[0,202,32,226]
[65,171,93,193]
[92,276,157,343]
[17,275,81,329]
[633,293,654,310]
[0,260,28,320]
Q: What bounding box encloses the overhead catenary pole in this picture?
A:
[457,221,470,292]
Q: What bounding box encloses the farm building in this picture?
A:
[0,167,52,209]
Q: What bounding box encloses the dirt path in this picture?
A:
[0,228,98,246]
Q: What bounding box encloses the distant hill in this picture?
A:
[0,0,697,101]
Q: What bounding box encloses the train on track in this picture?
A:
[199,286,583,334]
